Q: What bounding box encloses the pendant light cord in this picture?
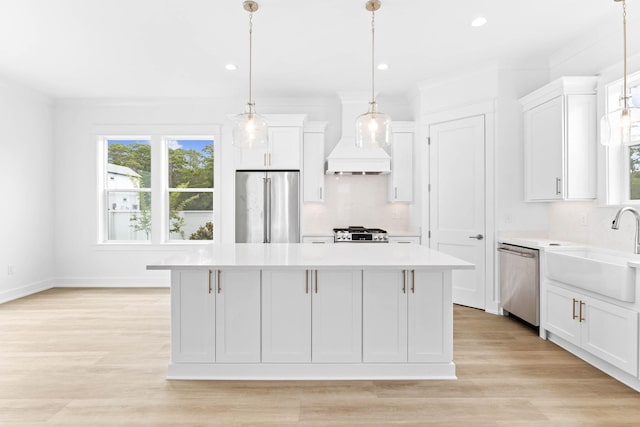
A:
[249,10,254,109]
[371,9,376,106]
[623,0,628,103]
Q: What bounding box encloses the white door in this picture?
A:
[262,270,312,363]
[170,270,215,363]
[215,270,261,363]
[429,115,486,309]
[362,270,408,363]
[269,127,301,169]
[312,269,362,363]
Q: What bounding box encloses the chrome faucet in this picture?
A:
[611,207,640,254]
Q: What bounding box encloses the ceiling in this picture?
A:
[0,0,627,99]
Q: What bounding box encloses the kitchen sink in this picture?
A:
[545,249,636,302]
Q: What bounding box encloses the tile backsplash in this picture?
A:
[302,174,417,235]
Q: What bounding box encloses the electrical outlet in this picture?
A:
[7,265,14,276]
[579,213,588,227]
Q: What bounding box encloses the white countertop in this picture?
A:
[147,243,474,271]
[497,236,582,250]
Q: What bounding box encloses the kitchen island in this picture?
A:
[148,243,473,380]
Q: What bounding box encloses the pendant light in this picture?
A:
[233,1,268,148]
[601,0,640,147]
[355,0,391,149]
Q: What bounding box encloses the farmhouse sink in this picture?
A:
[545,249,636,302]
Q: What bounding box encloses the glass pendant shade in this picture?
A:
[233,104,268,149]
[355,107,391,148]
[600,102,640,147]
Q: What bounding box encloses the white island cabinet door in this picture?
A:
[171,270,215,363]
[215,270,261,363]
[363,270,408,362]
[262,270,311,363]
[408,271,451,362]
[312,269,362,363]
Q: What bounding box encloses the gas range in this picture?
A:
[333,226,389,243]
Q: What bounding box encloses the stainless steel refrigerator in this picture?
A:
[235,170,300,243]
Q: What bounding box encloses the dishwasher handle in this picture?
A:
[497,247,536,258]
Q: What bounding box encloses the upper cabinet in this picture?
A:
[520,77,597,201]
[235,114,306,170]
[303,122,328,203]
[388,122,415,203]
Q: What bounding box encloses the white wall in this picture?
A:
[53,96,415,286]
[0,76,55,302]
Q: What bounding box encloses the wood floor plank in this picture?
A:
[1,288,639,426]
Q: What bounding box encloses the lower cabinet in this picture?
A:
[170,269,216,363]
[545,283,638,376]
[261,269,362,363]
[312,269,362,363]
[363,270,450,363]
[262,270,312,363]
[215,270,261,363]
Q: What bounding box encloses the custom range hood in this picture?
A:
[326,94,391,175]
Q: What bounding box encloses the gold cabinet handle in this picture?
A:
[263,152,266,166]
[395,187,398,199]
[402,270,406,294]
[319,186,323,199]
[315,270,318,294]
[411,269,415,294]
[305,270,309,294]
[208,269,212,294]
[572,298,578,320]
[268,152,271,166]
[579,300,585,322]
[217,270,221,294]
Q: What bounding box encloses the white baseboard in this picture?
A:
[0,279,55,304]
[55,276,169,288]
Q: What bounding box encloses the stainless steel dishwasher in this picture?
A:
[498,243,539,326]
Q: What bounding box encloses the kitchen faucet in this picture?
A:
[611,207,640,254]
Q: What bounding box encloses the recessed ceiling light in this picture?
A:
[377,63,389,71]
[225,64,237,71]
[471,16,487,27]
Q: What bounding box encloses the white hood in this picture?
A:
[326,94,391,175]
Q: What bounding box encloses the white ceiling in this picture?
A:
[0,0,628,99]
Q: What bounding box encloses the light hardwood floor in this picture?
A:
[1,288,639,426]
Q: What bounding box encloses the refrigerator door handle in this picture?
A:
[263,177,268,243]
[266,177,272,243]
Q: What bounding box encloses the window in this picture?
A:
[105,139,152,241]
[167,139,214,241]
[604,71,640,205]
[99,129,218,243]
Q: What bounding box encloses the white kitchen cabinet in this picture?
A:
[388,236,421,244]
[235,114,306,170]
[520,76,597,201]
[215,270,261,363]
[170,269,216,363]
[388,122,414,202]
[363,270,408,362]
[408,271,450,362]
[312,269,362,363]
[362,269,450,363]
[303,123,327,203]
[544,283,638,376]
[261,270,311,363]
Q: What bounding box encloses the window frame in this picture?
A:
[164,136,215,243]
[96,125,221,245]
[603,70,640,206]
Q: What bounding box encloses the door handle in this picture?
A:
[402,270,406,294]
[556,177,562,195]
[305,270,309,294]
[411,270,415,294]
[468,234,484,240]
[315,270,318,294]
[208,269,212,294]
[217,270,221,294]
[572,298,578,320]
